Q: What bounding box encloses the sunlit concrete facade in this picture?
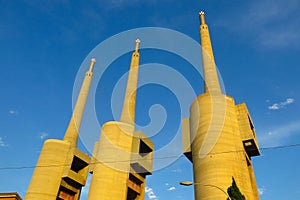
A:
[182,12,260,200]
[0,192,22,200]
[25,59,96,200]
[87,40,154,200]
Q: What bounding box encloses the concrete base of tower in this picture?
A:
[25,139,89,200]
[88,121,153,200]
[183,93,260,200]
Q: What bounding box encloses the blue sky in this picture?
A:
[0,0,300,199]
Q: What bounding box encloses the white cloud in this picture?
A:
[145,186,158,200]
[168,186,176,191]
[258,187,265,196]
[258,120,300,146]
[171,168,182,173]
[9,110,19,115]
[0,137,7,147]
[268,104,280,110]
[282,98,295,105]
[39,132,49,140]
[268,98,295,110]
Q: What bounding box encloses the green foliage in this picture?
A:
[226,177,246,200]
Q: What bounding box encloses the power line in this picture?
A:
[0,143,299,171]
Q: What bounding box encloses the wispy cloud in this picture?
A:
[258,187,266,196]
[248,0,300,48]
[39,132,49,140]
[0,137,7,147]
[258,120,300,146]
[145,186,158,200]
[168,186,176,191]
[268,98,295,110]
[218,0,300,48]
[100,0,161,9]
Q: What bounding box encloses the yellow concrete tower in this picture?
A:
[25,59,96,200]
[182,12,260,200]
[87,39,154,200]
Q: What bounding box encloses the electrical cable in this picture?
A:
[0,143,299,171]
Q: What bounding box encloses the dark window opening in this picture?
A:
[129,173,143,185]
[138,173,146,179]
[63,177,81,189]
[56,186,75,200]
[71,156,88,173]
[139,140,152,156]
[127,187,138,200]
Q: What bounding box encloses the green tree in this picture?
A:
[227,177,246,200]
